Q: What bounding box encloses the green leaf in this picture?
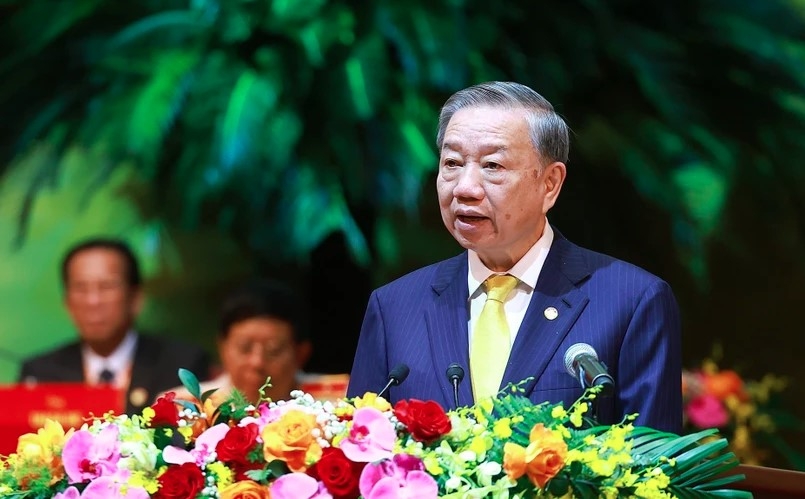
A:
[218,69,278,170]
[106,10,209,48]
[178,368,201,400]
[127,50,200,172]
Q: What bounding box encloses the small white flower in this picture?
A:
[445,476,462,490]
[478,461,502,477]
[459,450,477,462]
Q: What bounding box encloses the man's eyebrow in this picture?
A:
[441,142,509,153]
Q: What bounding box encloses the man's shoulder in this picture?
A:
[21,341,81,367]
[375,252,465,295]
[137,333,208,356]
[560,237,669,288]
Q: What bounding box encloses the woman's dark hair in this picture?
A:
[218,279,308,343]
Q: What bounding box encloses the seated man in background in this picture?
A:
[18,238,210,415]
[171,279,313,405]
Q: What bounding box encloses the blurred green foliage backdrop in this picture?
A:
[1,0,805,464]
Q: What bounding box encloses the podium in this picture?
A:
[298,373,350,402]
[0,383,123,456]
[727,465,805,498]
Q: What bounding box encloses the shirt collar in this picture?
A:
[468,221,554,297]
[82,330,138,381]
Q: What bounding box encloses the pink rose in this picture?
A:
[686,394,729,428]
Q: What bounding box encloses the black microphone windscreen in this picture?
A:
[446,363,465,382]
[388,363,410,383]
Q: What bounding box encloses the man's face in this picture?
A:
[218,317,305,403]
[436,105,565,271]
[64,248,141,346]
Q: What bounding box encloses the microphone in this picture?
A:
[445,363,465,408]
[563,343,615,397]
[378,364,410,399]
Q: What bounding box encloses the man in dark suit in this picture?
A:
[18,238,210,415]
[347,81,682,433]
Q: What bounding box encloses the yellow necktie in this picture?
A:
[471,274,519,401]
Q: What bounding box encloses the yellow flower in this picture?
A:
[178,426,194,443]
[551,406,567,419]
[16,419,72,460]
[600,425,630,452]
[129,471,160,494]
[14,419,74,484]
[614,469,639,488]
[262,409,322,472]
[219,479,271,499]
[493,418,513,439]
[568,402,588,427]
[469,435,492,457]
[207,462,234,489]
[588,458,616,476]
[423,454,444,475]
[140,407,155,426]
[353,392,392,412]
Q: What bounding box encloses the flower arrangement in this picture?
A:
[1,369,751,499]
[683,354,804,468]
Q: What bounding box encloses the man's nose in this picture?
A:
[452,165,485,199]
[246,347,266,367]
[83,289,104,305]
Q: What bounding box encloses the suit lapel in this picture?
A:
[128,334,158,409]
[425,253,474,409]
[502,233,591,397]
[60,343,86,382]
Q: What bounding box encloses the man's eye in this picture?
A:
[484,162,502,170]
[443,159,459,167]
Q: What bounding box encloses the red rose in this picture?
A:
[149,393,179,427]
[216,423,260,464]
[230,460,266,482]
[393,399,452,443]
[154,462,205,499]
[309,447,364,499]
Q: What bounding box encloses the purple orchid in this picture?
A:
[359,454,438,499]
[82,476,149,498]
[162,422,229,465]
[61,425,122,484]
[270,472,333,499]
[339,407,396,463]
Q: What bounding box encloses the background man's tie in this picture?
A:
[471,274,519,401]
[98,368,115,385]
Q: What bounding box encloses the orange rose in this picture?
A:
[503,423,568,488]
[219,479,271,499]
[262,409,322,472]
[704,370,747,401]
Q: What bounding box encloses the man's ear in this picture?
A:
[131,287,145,316]
[295,340,313,369]
[542,161,567,211]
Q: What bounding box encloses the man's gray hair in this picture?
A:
[436,81,570,164]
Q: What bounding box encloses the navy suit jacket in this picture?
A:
[347,230,682,434]
[19,334,210,415]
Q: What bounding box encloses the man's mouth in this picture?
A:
[457,215,486,222]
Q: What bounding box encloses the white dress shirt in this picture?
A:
[467,222,554,351]
[82,330,137,389]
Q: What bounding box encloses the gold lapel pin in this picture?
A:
[129,387,149,408]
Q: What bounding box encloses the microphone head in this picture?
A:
[388,364,410,385]
[563,343,598,376]
[446,363,465,382]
